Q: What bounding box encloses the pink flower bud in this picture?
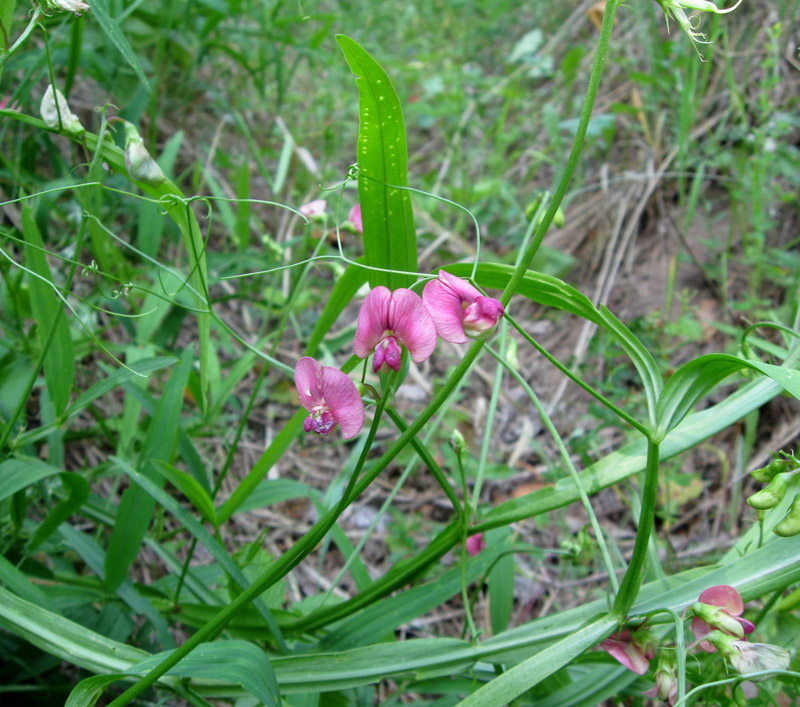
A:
[465,533,485,556]
[348,203,363,233]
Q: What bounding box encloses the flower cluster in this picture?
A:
[599,585,789,705]
[293,237,504,439]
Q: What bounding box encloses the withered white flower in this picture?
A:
[39,85,84,136]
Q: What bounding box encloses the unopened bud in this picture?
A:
[123,122,165,185]
[524,194,565,228]
[450,429,467,455]
[747,472,790,510]
[43,0,89,15]
[751,458,791,483]
[40,85,84,136]
[773,494,800,537]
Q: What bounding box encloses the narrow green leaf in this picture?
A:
[305,259,369,356]
[66,674,128,707]
[337,35,417,290]
[27,472,89,552]
[656,354,800,437]
[487,530,514,636]
[104,348,193,592]
[88,0,151,93]
[0,553,54,610]
[21,206,74,416]
[131,641,279,707]
[150,460,216,527]
[111,456,285,650]
[0,457,63,502]
[65,356,175,419]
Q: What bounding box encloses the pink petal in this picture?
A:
[386,289,437,363]
[466,533,485,556]
[319,367,364,440]
[699,585,744,616]
[349,203,363,233]
[438,270,482,302]
[294,357,324,410]
[300,199,327,217]
[462,296,504,337]
[600,632,650,674]
[423,275,469,344]
[738,617,755,635]
[354,286,392,359]
[691,617,717,653]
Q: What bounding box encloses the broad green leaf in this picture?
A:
[111,456,285,650]
[151,460,216,527]
[0,457,63,502]
[457,616,618,707]
[2,539,798,696]
[655,354,800,437]
[21,205,74,416]
[104,347,193,592]
[0,553,53,610]
[88,0,152,93]
[305,259,369,356]
[27,472,89,552]
[337,35,417,290]
[66,674,128,707]
[447,262,663,418]
[131,641,279,707]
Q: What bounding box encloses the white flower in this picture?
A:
[728,641,791,679]
[123,122,165,186]
[39,85,84,136]
[44,0,90,15]
[656,0,743,53]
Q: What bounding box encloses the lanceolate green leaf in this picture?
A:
[337,35,417,290]
[26,472,89,552]
[88,0,152,93]
[3,540,798,697]
[0,457,64,502]
[104,348,193,592]
[21,205,74,416]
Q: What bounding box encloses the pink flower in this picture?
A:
[422,270,504,343]
[299,199,327,218]
[600,629,656,675]
[0,96,20,112]
[643,650,678,705]
[354,287,437,373]
[691,585,755,652]
[348,203,363,233]
[294,357,364,440]
[465,533,485,556]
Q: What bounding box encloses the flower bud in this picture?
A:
[123,122,165,185]
[751,458,792,484]
[450,429,467,455]
[692,601,747,639]
[462,297,504,340]
[40,85,84,136]
[747,472,790,510]
[465,532,485,556]
[524,194,565,228]
[643,649,678,706]
[773,494,800,537]
[43,0,89,15]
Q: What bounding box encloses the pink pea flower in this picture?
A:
[643,650,678,705]
[465,533,485,556]
[354,287,437,373]
[294,356,364,440]
[299,199,327,218]
[600,628,656,675]
[348,203,363,233]
[0,96,20,112]
[691,585,755,653]
[422,270,504,343]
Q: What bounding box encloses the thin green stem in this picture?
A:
[498,0,620,304]
[506,313,650,437]
[485,345,619,594]
[612,437,661,618]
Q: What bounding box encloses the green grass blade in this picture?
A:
[21,206,74,417]
[26,472,89,553]
[337,35,417,290]
[88,0,152,93]
[0,457,64,502]
[104,348,193,592]
[66,675,130,707]
[151,460,217,527]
